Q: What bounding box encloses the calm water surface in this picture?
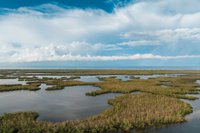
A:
[8,74,186,83]
[134,74,186,80]
[75,75,131,82]
[0,85,120,122]
[75,74,184,82]
[145,80,200,133]
[0,74,199,132]
[0,78,27,85]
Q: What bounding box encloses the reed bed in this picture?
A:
[0,70,200,132]
[0,93,192,133]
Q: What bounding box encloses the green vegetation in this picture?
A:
[86,75,200,100]
[0,69,200,76]
[46,80,91,90]
[0,70,200,132]
[18,77,39,81]
[0,94,192,133]
[0,82,41,92]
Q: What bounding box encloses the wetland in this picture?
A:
[0,69,200,133]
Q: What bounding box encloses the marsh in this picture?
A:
[0,70,200,133]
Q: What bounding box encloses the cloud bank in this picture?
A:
[0,0,200,63]
[5,53,200,63]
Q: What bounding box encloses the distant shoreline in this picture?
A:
[0,66,200,70]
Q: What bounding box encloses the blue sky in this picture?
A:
[0,0,200,68]
[0,0,131,12]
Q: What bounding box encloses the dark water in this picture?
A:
[0,84,120,122]
[1,76,200,132]
[145,80,200,133]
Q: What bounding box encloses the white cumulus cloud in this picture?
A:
[0,0,200,63]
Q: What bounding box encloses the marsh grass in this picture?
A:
[86,75,200,100]
[0,82,41,92]
[0,93,192,133]
[45,80,92,90]
[1,69,200,76]
[0,70,200,132]
[18,77,39,81]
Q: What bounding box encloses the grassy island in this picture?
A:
[0,70,200,132]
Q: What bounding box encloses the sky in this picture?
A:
[0,0,200,68]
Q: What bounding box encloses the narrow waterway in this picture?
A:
[145,80,200,133]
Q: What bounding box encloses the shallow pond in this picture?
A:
[20,74,185,83]
[0,85,120,122]
[0,78,27,85]
[76,74,185,82]
[134,74,185,80]
[75,74,174,82]
[35,75,71,79]
[75,76,100,82]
